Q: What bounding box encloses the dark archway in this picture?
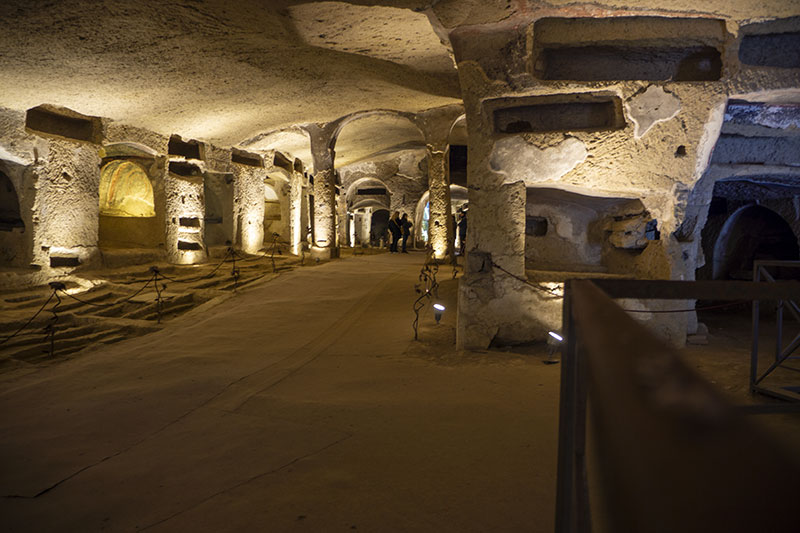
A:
[712,205,799,280]
[0,171,23,231]
[370,209,390,247]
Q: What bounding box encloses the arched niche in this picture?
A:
[0,169,26,267]
[370,208,391,247]
[415,184,468,243]
[263,180,288,243]
[0,171,23,231]
[712,205,799,280]
[98,159,160,249]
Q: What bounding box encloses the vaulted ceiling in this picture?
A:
[1,0,797,168]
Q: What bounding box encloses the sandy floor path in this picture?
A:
[0,252,559,532]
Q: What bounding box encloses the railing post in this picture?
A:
[555,280,589,533]
[751,265,761,391]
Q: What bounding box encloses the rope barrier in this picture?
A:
[412,248,441,341]
[490,261,562,298]
[157,248,233,284]
[44,282,64,357]
[59,272,156,308]
[625,300,750,314]
[0,291,55,345]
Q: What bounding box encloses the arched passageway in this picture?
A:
[0,170,25,266]
[0,171,23,232]
[415,185,468,245]
[370,209,390,247]
[712,205,799,280]
[263,182,285,243]
[98,160,159,248]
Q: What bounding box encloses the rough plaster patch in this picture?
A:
[489,137,587,186]
[625,86,681,138]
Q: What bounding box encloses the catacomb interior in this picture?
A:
[1,1,799,529]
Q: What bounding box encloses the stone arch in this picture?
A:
[712,204,799,280]
[242,127,313,173]
[98,159,161,249]
[345,177,392,211]
[331,110,425,168]
[415,184,468,243]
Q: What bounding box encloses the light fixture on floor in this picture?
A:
[433,303,445,324]
[545,331,563,364]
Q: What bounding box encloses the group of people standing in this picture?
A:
[388,211,413,253]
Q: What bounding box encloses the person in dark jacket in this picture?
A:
[457,211,467,255]
[400,213,413,253]
[388,211,401,253]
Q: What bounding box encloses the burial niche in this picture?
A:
[263,182,284,241]
[712,205,799,280]
[98,160,160,248]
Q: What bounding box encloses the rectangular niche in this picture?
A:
[533,17,724,81]
[526,216,548,236]
[179,217,201,227]
[26,106,102,143]
[169,161,203,177]
[273,151,294,173]
[49,255,81,268]
[739,32,800,68]
[177,240,203,251]
[232,148,263,167]
[492,95,625,133]
[356,188,387,196]
[168,135,204,160]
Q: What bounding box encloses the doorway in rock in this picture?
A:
[0,170,25,266]
[370,209,390,247]
[712,204,799,280]
[98,160,160,248]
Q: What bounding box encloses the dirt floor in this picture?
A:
[1,251,798,532]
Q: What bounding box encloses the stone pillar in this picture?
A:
[336,185,349,247]
[289,170,304,255]
[427,144,454,260]
[305,124,338,260]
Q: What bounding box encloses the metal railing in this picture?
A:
[751,260,800,402]
[556,278,800,533]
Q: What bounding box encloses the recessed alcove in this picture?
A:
[449,145,468,187]
[356,188,387,196]
[204,172,233,246]
[169,161,203,177]
[739,32,800,68]
[168,135,204,160]
[177,240,203,251]
[273,151,294,173]
[526,216,548,236]
[25,105,102,143]
[532,17,724,81]
[526,188,651,273]
[49,255,81,268]
[711,135,800,166]
[232,149,263,167]
[0,172,23,232]
[492,95,625,133]
[98,160,160,249]
[179,217,201,228]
